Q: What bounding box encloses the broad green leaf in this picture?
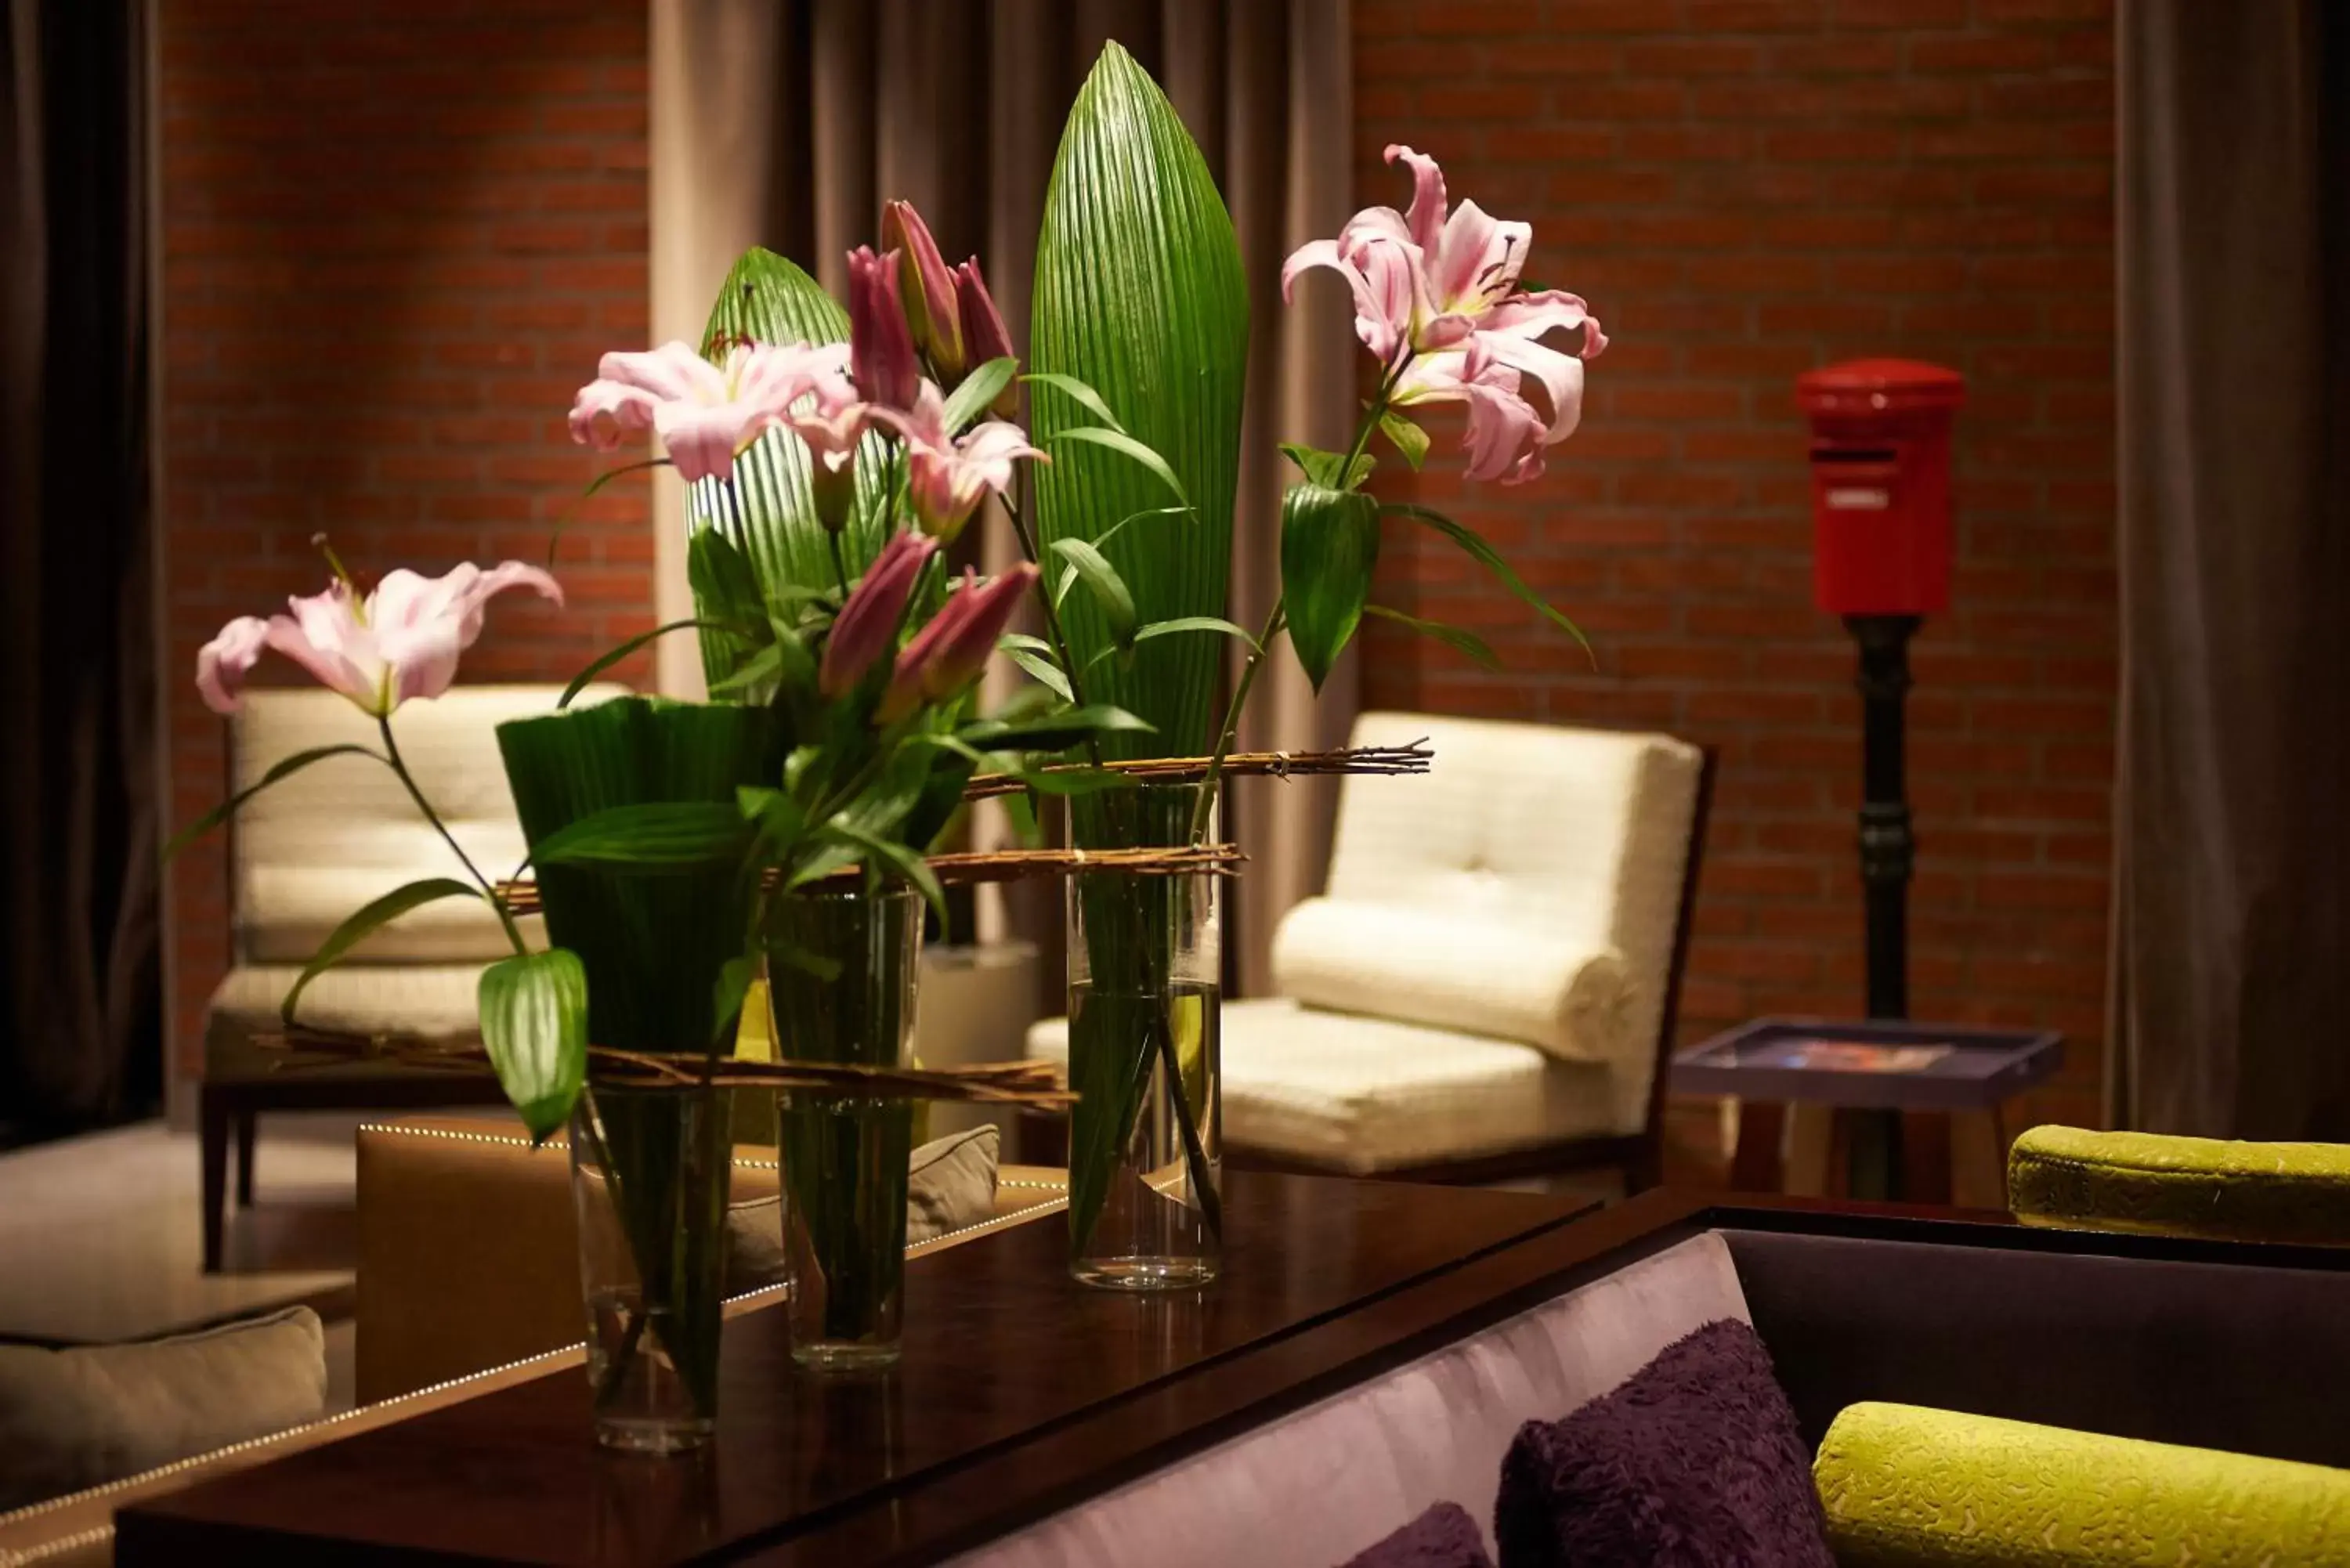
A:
[1378,410,1430,471]
[1050,538,1137,645]
[1006,647,1074,702]
[960,703,1152,753]
[477,948,588,1142]
[1363,602,1500,670]
[1133,616,1260,652]
[164,744,380,863]
[1030,43,1248,761]
[1021,370,1126,433]
[1383,502,1593,660]
[1047,426,1191,510]
[1278,442,1375,491]
[686,524,775,699]
[940,357,1018,432]
[282,877,483,1024]
[1281,483,1382,692]
[561,619,733,709]
[526,801,751,870]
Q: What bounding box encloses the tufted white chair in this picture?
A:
[1028,713,1711,1186]
[198,684,627,1271]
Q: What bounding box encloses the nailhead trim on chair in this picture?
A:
[0,1124,1067,1563]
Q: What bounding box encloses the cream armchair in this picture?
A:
[1028,713,1712,1189]
[197,684,625,1270]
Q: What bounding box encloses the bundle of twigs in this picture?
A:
[495,844,1245,915]
[251,1028,1075,1107]
[963,739,1434,799]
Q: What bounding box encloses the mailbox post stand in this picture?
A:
[1847,612,1918,1198]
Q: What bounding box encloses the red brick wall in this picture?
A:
[159,2,653,1075]
[1354,0,2115,1125]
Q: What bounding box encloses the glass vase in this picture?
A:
[765,887,923,1371]
[569,1082,732,1454]
[1065,782,1224,1290]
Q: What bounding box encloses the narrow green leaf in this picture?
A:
[282,878,483,1024]
[709,954,754,1047]
[826,821,948,923]
[1383,502,1593,661]
[1006,647,1075,702]
[1050,538,1137,645]
[165,744,381,864]
[1279,442,1375,491]
[526,801,750,871]
[1021,370,1126,434]
[1281,483,1383,692]
[1363,602,1501,670]
[996,632,1061,661]
[477,948,588,1142]
[1378,410,1430,471]
[1047,426,1191,510]
[940,357,1019,432]
[1132,615,1261,652]
[959,703,1153,753]
[561,619,731,708]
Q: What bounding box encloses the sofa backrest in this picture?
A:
[228,685,627,965]
[1271,712,1705,1131]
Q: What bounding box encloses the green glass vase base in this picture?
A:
[1068,1257,1220,1292]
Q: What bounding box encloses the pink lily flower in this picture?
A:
[569,340,822,484]
[1281,144,1606,368]
[197,562,563,717]
[889,381,1047,543]
[1391,324,1586,486]
[881,201,964,378]
[879,564,1039,723]
[954,258,1021,417]
[778,342,883,531]
[848,246,921,412]
[819,530,939,699]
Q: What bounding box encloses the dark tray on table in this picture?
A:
[1671,1017,2063,1111]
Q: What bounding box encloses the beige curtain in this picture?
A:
[2111,1,2350,1136]
[649,0,1356,997]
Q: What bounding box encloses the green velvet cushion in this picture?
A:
[1814,1403,2350,1566]
[2007,1125,2350,1245]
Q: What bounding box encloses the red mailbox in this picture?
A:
[1795,359,1965,616]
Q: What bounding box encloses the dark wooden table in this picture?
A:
[118,1172,1621,1566]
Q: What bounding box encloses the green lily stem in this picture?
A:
[827,530,851,600]
[376,715,526,953]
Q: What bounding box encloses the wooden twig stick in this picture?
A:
[962,740,1434,800]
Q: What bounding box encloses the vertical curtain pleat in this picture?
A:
[2113,1,2350,1136]
[648,0,1355,999]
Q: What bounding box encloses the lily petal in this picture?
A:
[196,616,272,715]
[1385,143,1448,252]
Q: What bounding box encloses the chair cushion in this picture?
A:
[207,963,490,1080]
[1814,1403,2350,1567]
[1495,1318,1832,1568]
[1274,900,1632,1068]
[229,685,625,963]
[1028,998,1625,1172]
[2008,1125,2350,1245]
[0,1306,326,1512]
[722,1126,1003,1291]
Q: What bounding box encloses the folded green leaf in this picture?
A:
[165,743,381,864]
[940,356,1020,432]
[1047,426,1193,510]
[526,801,751,871]
[1021,370,1126,434]
[825,820,948,923]
[1378,410,1430,471]
[562,619,736,709]
[283,877,483,1024]
[960,703,1152,753]
[1050,538,1137,645]
[1006,648,1075,703]
[1363,603,1500,670]
[996,632,1061,663]
[709,954,754,1048]
[1133,615,1261,652]
[1282,483,1383,692]
[477,948,588,1142]
[1279,442,1375,491]
[1382,502,1592,661]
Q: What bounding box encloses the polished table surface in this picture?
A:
[116,1172,1603,1566]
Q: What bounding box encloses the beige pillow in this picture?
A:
[0,1305,327,1511]
[725,1124,1000,1292]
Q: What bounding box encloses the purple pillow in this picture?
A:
[1338,1501,1495,1568]
[1493,1319,1831,1568]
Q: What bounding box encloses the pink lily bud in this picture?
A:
[954,258,1020,417]
[881,201,964,379]
[819,530,938,699]
[848,246,920,413]
[878,563,1039,724]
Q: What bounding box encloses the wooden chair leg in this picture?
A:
[235,1111,258,1207]
[201,1089,230,1274]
